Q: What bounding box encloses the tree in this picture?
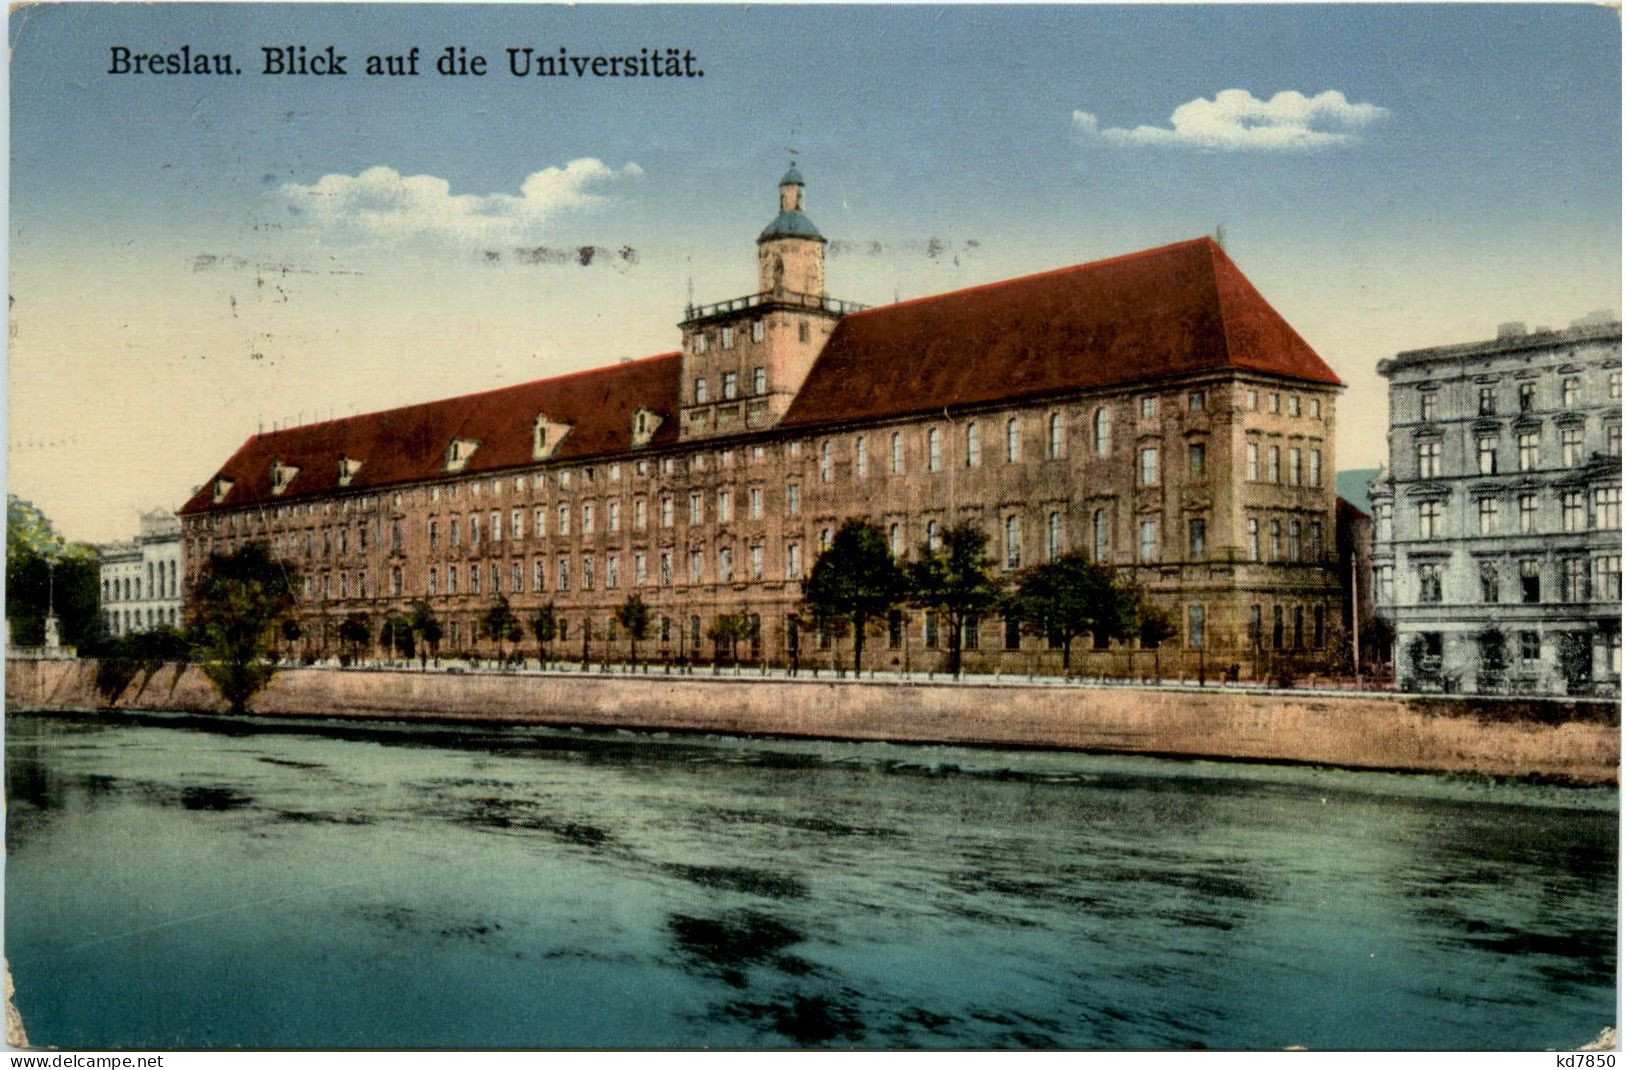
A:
[1476,624,1509,693]
[280,618,304,662]
[906,521,1004,679]
[614,594,651,669]
[802,519,906,675]
[6,495,101,649]
[706,613,752,666]
[1556,630,1594,696]
[1007,552,1135,672]
[409,600,442,666]
[529,604,558,669]
[186,542,300,714]
[337,613,372,665]
[1135,604,1178,681]
[380,612,414,661]
[481,595,521,664]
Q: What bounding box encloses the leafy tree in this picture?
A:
[380,612,414,661]
[338,612,373,664]
[279,617,303,661]
[481,595,521,663]
[1556,630,1594,696]
[409,600,442,666]
[906,521,1004,679]
[1007,552,1135,672]
[6,495,101,649]
[186,542,300,714]
[529,603,558,668]
[1135,603,1179,681]
[614,594,651,669]
[802,519,906,675]
[1476,624,1509,692]
[706,613,752,665]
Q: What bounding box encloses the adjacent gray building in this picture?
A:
[1371,315,1621,694]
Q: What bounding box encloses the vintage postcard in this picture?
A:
[5,2,1619,1056]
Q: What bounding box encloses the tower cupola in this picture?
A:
[757,165,825,296]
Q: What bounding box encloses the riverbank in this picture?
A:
[6,658,1619,785]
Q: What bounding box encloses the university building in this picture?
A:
[180,169,1347,674]
[1370,317,1623,694]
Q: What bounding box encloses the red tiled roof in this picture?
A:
[780,237,1340,429]
[180,352,681,515]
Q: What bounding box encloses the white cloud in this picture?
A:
[281,158,644,240]
[1073,89,1386,152]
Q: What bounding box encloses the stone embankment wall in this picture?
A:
[6,659,1619,785]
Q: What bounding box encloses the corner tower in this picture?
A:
[678,167,866,441]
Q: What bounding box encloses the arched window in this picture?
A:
[1093,509,1108,562]
[1048,512,1062,561]
[1048,412,1064,459]
[1094,408,1110,455]
[966,423,981,467]
[1005,515,1022,569]
[927,428,942,471]
[1006,418,1020,462]
[890,432,903,474]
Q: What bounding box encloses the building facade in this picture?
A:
[100,509,185,636]
[180,171,1347,675]
[1371,318,1623,694]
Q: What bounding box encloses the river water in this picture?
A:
[4,710,1616,1050]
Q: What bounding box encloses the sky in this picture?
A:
[8,3,1621,544]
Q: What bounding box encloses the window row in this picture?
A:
[1374,554,1621,606]
[1244,442,1324,487]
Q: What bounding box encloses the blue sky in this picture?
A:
[9,4,1620,541]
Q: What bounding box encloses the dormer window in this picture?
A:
[445,437,479,473]
[531,414,572,461]
[336,456,362,487]
[212,477,235,504]
[269,461,297,495]
[631,407,663,449]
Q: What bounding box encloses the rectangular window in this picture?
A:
[750,544,763,580]
[1417,562,1443,603]
[581,502,594,535]
[1269,519,1282,559]
[1269,445,1281,483]
[428,567,438,595]
[580,555,594,590]
[1310,521,1323,561]
[605,554,619,590]
[1269,392,1281,414]
[633,551,647,586]
[1248,389,1260,411]
[1479,561,1499,603]
[533,506,546,538]
[1188,390,1205,412]
[1520,631,1541,662]
[718,490,732,523]
[694,377,708,404]
[1478,497,1500,535]
[469,515,481,548]
[890,432,903,474]
[661,495,674,528]
[1479,387,1497,416]
[1596,487,1621,528]
[633,498,647,531]
[752,320,765,344]
[557,557,569,591]
[1417,441,1441,478]
[924,610,938,648]
[1138,518,1158,562]
[1188,442,1206,478]
[1520,559,1540,603]
[1141,396,1157,419]
[470,565,481,595]
[608,501,621,533]
[1596,555,1621,600]
[1247,518,1260,561]
[1419,391,1437,421]
[511,508,523,541]
[1562,427,1585,467]
[1288,447,1301,486]
[1562,490,1587,532]
[855,437,868,478]
[753,365,766,393]
[1418,500,1443,539]
[446,567,456,595]
[1375,564,1394,604]
[1188,518,1206,557]
[786,485,800,517]
[963,615,980,650]
[1563,376,1580,409]
[1519,382,1536,412]
[1519,493,1539,534]
[428,519,439,549]
[786,542,801,579]
[722,371,737,399]
[557,504,570,536]
[1561,556,1589,603]
[1139,446,1159,486]
[1478,436,1498,475]
[689,550,703,584]
[1309,449,1322,487]
[659,550,672,586]
[820,442,832,482]
[1247,442,1260,481]
[533,559,545,592]
[1188,605,1206,649]
[1288,520,1302,561]
[1007,419,1020,463]
[965,424,980,467]
[689,492,702,525]
[928,428,942,471]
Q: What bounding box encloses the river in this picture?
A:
[4,710,1616,1049]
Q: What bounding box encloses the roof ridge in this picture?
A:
[844,236,1218,320]
[251,350,682,442]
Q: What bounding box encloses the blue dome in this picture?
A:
[780,166,805,187]
[758,209,825,243]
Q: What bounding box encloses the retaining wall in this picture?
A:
[6,658,1619,785]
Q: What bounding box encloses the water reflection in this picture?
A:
[4,709,1617,1050]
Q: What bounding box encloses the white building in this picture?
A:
[100,510,184,636]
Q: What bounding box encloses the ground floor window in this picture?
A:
[964,615,980,649]
[924,611,938,648]
[888,610,903,649]
[1187,605,1205,649]
[1520,630,1541,662]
